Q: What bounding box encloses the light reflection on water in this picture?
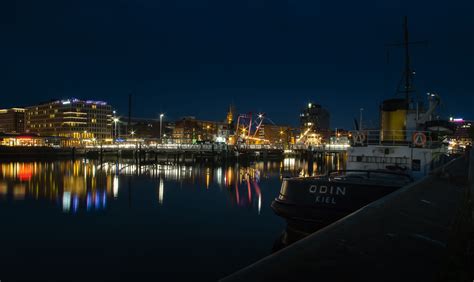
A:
[0,155,345,214]
[0,154,346,281]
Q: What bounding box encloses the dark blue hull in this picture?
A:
[272,175,407,223]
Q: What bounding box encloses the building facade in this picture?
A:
[451,118,472,140]
[172,117,230,144]
[0,108,26,133]
[125,117,174,139]
[254,123,293,145]
[300,102,330,133]
[25,98,113,141]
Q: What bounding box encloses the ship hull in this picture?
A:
[271,177,405,223]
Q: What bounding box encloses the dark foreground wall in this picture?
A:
[222,151,474,282]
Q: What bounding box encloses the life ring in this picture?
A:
[353,131,366,146]
[412,132,427,147]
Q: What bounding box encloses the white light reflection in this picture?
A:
[113,175,119,198]
[158,177,164,205]
[216,167,223,187]
[62,191,71,212]
[283,158,296,170]
[258,195,261,215]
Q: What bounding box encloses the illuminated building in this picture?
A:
[450,118,472,140]
[300,102,330,133]
[299,102,330,142]
[126,117,173,139]
[25,98,113,143]
[172,117,230,144]
[0,133,45,146]
[0,108,25,133]
[449,118,472,152]
[126,117,156,138]
[254,124,294,145]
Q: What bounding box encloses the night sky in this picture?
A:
[1,0,473,128]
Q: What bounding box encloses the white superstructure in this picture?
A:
[346,131,447,179]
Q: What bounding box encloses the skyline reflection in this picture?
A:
[0,154,345,214]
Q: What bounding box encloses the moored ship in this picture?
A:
[272,17,454,224]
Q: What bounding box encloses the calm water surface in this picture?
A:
[0,156,344,281]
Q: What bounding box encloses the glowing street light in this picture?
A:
[160,113,164,141]
[113,117,119,140]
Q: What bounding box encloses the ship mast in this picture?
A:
[403,16,411,101]
[388,17,427,103]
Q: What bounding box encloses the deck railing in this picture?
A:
[350,130,441,148]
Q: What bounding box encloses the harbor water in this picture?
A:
[0,155,345,281]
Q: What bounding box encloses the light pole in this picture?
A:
[159,113,164,142]
[113,117,119,141]
[359,108,364,131]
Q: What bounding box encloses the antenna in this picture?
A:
[386,16,428,103]
[403,16,411,101]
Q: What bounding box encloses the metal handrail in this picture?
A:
[327,169,414,181]
[350,130,441,148]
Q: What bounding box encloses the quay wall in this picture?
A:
[0,145,342,163]
[0,146,85,159]
[221,150,473,282]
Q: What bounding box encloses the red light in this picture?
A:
[18,164,33,181]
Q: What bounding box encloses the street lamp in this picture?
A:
[113,117,119,140]
[160,113,164,141]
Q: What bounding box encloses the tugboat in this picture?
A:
[272,17,452,224]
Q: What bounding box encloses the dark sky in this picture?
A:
[1,0,473,128]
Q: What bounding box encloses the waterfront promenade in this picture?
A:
[0,143,348,161]
[221,150,474,282]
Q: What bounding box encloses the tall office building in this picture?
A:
[25,98,113,140]
[0,108,26,133]
[300,102,330,133]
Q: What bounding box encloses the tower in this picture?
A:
[226,104,235,125]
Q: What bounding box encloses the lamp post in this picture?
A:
[113,117,119,141]
[359,108,364,131]
[159,113,164,142]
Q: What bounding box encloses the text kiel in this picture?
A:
[309,185,346,204]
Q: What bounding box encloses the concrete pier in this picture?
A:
[221,151,474,282]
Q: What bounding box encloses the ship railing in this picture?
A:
[328,169,414,182]
[349,130,442,148]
